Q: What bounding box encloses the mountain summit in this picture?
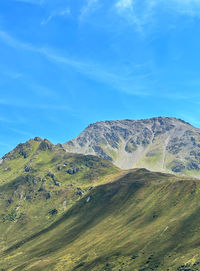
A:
[63,117,200,176]
[2,118,200,270]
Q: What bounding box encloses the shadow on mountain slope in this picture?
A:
[2,169,200,271]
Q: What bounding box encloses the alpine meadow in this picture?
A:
[1,0,200,271]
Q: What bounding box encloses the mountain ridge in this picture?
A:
[2,168,200,271]
[1,118,200,270]
[63,116,200,177]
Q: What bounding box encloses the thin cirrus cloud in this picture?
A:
[114,0,200,32]
[115,0,133,9]
[0,30,153,97]
[169,0,200,15]
[41,8,70,25]
[0,30,198,101]
[1,70,23,79]
[0,116,19,124]
[0,98,72,111]
[0,112,27,125]
[79,0,100,21]
[115,0,200,15]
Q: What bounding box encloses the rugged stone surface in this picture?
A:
[63,117,200,176]
[67,168,80,175]
[38,139,53,151]
[34,137,42,142]
[24,165,33,172]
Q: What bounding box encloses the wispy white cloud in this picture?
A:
[0,116,17,124]
[114,0,156,33]
[0,30,152,97]
[2,29,197,100]
[0,98,72,111]
[168,0,200,16]
[114,0,200,32]
[3,71,23,79]
[80,0,100,21]
[116,0,133,10]
[0,30,36,51]
[0,113,27,124]
[41,48,152,97]
[41,8,70,25]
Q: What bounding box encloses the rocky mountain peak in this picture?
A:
[63,117,200,177]
[2,138,58,161]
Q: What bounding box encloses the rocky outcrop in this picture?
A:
[34,137,42,142]
[24,165,33,172]
[63,117,200,176]
[38,139,53,151]
[3,142,33,160]
[67,168,80,175]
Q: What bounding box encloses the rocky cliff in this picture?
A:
[63,117,200,176]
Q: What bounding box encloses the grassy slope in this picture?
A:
[1,166,200,271]
[0,138,121,268]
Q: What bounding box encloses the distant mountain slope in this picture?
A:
[2,136,200,271]
[0,137,120,259]
[63,117,200,176]
[2,169,200,271]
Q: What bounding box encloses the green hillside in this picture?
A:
[1,150,200,271]
[0,137,120,269]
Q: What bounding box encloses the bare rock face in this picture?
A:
[38,139,53,151]
[63,117,200,177]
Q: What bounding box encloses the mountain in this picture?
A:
[0,137,120,266]
[2,118,200,270]
[1,168,200,271]
[63,117,200,177]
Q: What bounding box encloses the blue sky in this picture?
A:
[0,0,200,156]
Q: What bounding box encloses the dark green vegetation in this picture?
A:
[1,137,200,270]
